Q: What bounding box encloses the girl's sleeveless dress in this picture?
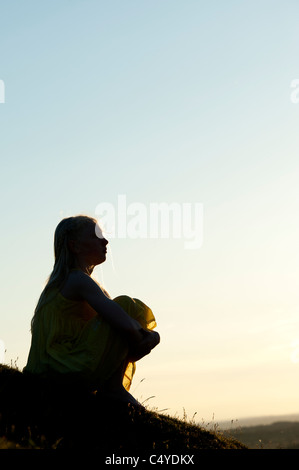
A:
[23,289,157,391]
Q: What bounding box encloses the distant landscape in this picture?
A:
[219,413,299,428]
[218,414,299,449]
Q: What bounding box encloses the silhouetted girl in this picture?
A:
[24,215,160,406]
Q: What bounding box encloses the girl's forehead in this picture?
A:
[81,222,103,237]
[79,222,96,235]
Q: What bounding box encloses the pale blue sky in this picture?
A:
[1,0,299,422]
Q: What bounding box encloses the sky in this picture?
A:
[1,0,299,424]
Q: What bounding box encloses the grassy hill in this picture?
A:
[0,364,246,452]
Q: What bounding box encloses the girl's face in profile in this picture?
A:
[74,222,108,267]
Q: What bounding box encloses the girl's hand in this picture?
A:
[128,330,160,362]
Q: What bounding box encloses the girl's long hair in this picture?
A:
[31,215,98,330]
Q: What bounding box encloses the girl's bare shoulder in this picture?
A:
[60,270,93,300]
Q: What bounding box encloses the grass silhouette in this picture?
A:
[0,364,246,451]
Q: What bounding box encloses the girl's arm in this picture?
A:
[69,271,144,344]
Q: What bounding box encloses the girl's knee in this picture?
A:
[113,295,132,303]
[113,296,149,328]
[113,295,136,313]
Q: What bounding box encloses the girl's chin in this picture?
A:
[91,255,106,267]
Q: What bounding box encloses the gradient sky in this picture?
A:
[1,0,299,423]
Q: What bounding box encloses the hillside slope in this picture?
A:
[0,365,246,451]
